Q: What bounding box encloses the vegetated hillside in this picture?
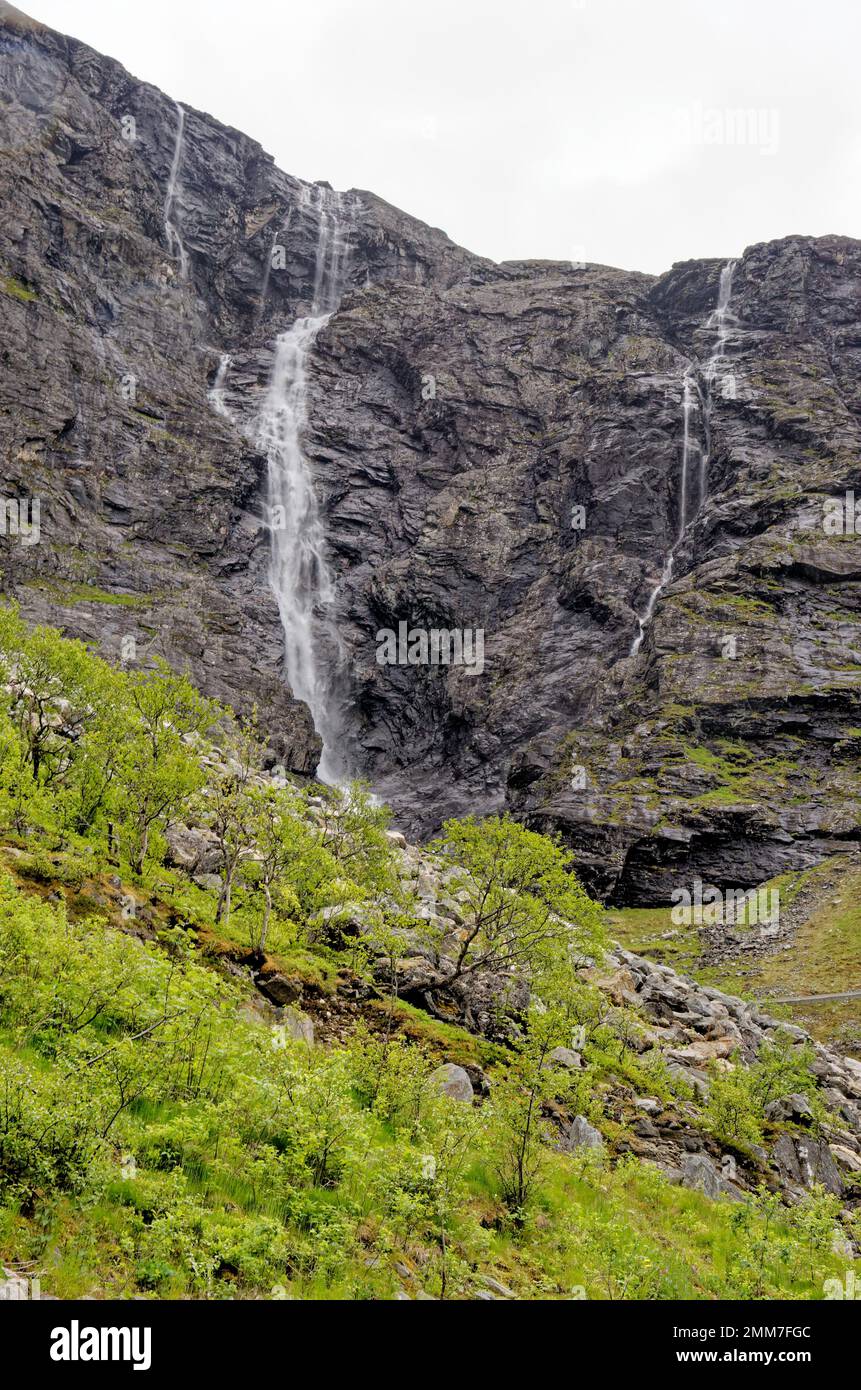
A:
[609,858,861,1056]
[1,5,859,898]
[1,609,860,1301]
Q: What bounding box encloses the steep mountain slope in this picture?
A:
[1,3,859,904]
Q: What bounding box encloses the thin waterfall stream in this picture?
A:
[163,100,189,279]
[628,259,737,657]
[207,354,233,420]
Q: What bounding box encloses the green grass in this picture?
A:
[606,904,702,973]
[1,276,37,303]
[609,861,861,1051]
[756,867,861,1045]
[0,855,854,1301]
[25,579,151,608]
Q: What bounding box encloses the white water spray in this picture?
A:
[629,370,698,656]
[207,354,232,419]
[164,100,189,279]
[705,259,738,395]
[628,260,738,657]
[257,188,357,782]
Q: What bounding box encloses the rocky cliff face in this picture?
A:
[1,4,859,903]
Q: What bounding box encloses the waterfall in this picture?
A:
[629,370,698,657]
[164,100,189,279]
[705,259,738,397]
[678,371,695,531]
[699,257,737,505]
[207,353,232,419]
[257,187,356,782]
[628,259,737,657]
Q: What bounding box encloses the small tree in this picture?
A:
[0,606,99,788]
[62,668,132,835]
[432,814,604,986]
[750,1029,820,1110]
[205,718,262,928]
[113,662,217,875]
[316,780,397,897]
[0,703,55,835]
[489,1005,575,1216]
[241,785,312,957]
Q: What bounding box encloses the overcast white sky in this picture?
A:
[27,0,861,274]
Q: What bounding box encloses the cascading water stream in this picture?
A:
[629,371,697,656]
[257,188,357,782]
[164,100,189,279]
[705,259,738,397]
[207,354,232,419]
[628,259,738,657]
[697,257,738,505]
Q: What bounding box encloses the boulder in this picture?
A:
[193,873,222,893]
[257,969,303,1006]
[770,1133,843,1196]
[477,1275,515,1298]
[667,1064,711,1100]
[548,1047,583,1070]
[634,1097,662,1115]
[764,1092,814,1124]
[559,1115,604,1152]
[281,1006,314,1046]
[163,824,220,873]
[430,1063,474,1103]
[679,1152,743,1201]
[830,1144,861,1173]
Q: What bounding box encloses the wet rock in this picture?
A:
[1,14,858,881]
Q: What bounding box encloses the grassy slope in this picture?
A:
[0,844,857,1301]
[607,860,861,1053]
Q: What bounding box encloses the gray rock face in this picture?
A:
[679,1153,743,1201]
[560,1115,604,1151]
[764,1093,814,1124]
[1,9,859,902]
[429,1063,474,1102]
[280,1005,314,1047]
[770,1132,843,1196]
[0,9,487,778]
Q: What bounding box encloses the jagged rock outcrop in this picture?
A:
[1,4,859,902]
